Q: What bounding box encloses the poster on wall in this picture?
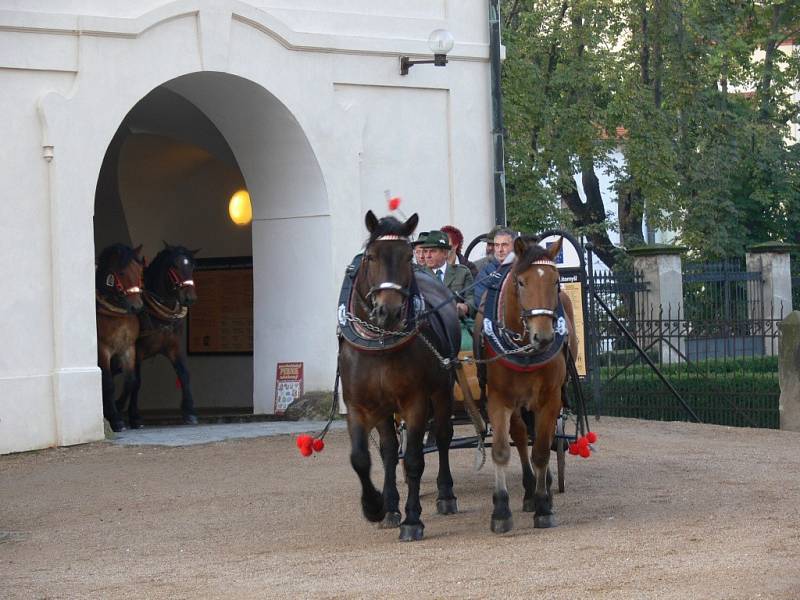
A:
[188,266,253,355]
[274,362,304,415]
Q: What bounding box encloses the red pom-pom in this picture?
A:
[299,444,313,457]
[586,431,598,444]
[175,377,182,390]
[577,436,589,449]
[312,438,325,452]
[388,197,401,211]
[568,442,579,455]
[579,445,591,458]
[296,434,312,449]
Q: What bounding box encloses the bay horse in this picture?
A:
[338,211,461,541]
[475,236,577,533]
[95,243,145,432]
[116,243,199,429]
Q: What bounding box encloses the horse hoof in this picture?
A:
[534,514,557,529]
[183,414,199,425]
[491,516,513,534]
[399,523,424,542]
[110,420,127,433]
[522,498,535,512]
[379,511,401,529]
[129,419,144,430]
[436,498,458,515]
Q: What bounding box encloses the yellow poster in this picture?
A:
[560,281,586,376]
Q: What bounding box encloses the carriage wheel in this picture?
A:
[555,416,566,493]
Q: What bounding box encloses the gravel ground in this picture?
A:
[2,416,800,599]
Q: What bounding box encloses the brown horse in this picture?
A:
[338,211,461,541]
[117,243,199,429]
[95,243,145,432]
[475,236,577,533]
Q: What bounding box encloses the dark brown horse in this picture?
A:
[338,211,461,541]
[96,243,145,432]
[116,243,198,429]
[475,236,577,533]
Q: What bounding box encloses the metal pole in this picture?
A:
[489,0,507,226]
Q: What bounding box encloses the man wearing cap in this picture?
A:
[411,231,429,268]
[420,230,474,318]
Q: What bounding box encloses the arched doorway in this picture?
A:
[93,71,331,422]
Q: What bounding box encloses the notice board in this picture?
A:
[188,266,253,355]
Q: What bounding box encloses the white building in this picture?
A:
[0,1,495,454]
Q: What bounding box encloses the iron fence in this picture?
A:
[586,263,781,429]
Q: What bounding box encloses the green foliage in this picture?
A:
[501,0,800,261]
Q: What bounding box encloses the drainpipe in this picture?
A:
[489,0,507,226]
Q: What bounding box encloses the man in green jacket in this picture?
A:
[420,230,474,319]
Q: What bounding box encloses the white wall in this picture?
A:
[0,0,494,453]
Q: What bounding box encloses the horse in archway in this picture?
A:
[338,211,461,541]
[117,243,199,429]
[95,243,145,432]
[475,236,577,533]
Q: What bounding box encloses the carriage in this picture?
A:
[335,212,595,540]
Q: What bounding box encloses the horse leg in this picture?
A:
[531,397,560,528]
[509,411,537,513]
[168,350,197,425]
[348,418,385,524]
[126,358,143,429]
[399,408,427,541]
[375,417,401,528]
[488,400,513,533]
[431,387,458,515]
[100,364,126,432]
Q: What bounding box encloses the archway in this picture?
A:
[93,71,330,421]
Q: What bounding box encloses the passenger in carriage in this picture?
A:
[411,231,429,268]
[419,230,474,319]
[473,226,517,310]
[440,225,477,277]
[472,225,502,273]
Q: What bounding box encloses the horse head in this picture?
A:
[96,243,145,313]
[360,210,419,330]
[511,236,562,351]
[149,243,199,307]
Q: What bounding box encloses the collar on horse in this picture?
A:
[481,263,568,372]
[337,250,425,353]
[142,290,188,323]
[96,291,132,317]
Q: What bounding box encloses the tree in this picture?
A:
[501,0,800,265]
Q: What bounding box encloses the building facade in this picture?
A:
[0,1,495,454]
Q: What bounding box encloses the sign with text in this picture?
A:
[188,267,253,354]
[274,362,304,415]
[560,281,586,376]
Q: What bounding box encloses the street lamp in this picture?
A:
[400,29,455,76]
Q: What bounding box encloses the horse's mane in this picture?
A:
[512,236,549,275]
[145,245,194,289]
[365,216,410,246]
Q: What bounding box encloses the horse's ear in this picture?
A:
[547,237,563,261]
[401,213,419,237]
[513,236,527,258]
[365,210,379,233]
[162,240,171,250]
[190,248,201,257]
[133,244,144,256]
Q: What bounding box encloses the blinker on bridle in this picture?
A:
[106,272,141,296]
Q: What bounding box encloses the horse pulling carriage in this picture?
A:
[336,212,593,540]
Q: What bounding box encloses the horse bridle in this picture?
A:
[168,266,195,290]
[359,235,413,307]
[105,272,142,297]
[514,258,560,323]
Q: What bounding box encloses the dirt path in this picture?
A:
[2,417,800,599]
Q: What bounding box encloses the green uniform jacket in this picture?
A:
[424,263,475,316]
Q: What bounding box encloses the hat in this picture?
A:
[481,225,503,242]
[419,230,451,250]
[411,231,430,247]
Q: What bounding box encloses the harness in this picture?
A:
[96,270,142,317]
[337,249,425,353]
[481,262,568,372]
